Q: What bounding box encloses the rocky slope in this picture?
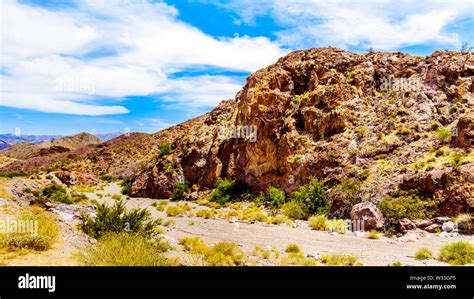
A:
[1,48,473,218]
[0,132,101,161]
[129,48,473,215]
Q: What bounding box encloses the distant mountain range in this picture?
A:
[0,132,122,150]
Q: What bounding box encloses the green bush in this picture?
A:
[438,241,474,265]
[42,185,72,204]
[120,176,133,195]
[206,241,246,266]
[285,244,302,255]
[309,215,327,230]
[209,179,242,204]
[450,152,464,172]
[267,186,286,209]
[78,232,174,266]
[290,177,329,215]
[378,190,437,227]
[281,200,308,220]
[434,127,451,143]
[170,181,190,201]
[158,143,172,157]
[179,237,209,254]
[80,199,157,238]
[320,253,359,266]
[415,247,433,260]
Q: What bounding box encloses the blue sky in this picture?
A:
[0,0,473,135]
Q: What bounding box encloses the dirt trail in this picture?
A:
[92,183,473,266]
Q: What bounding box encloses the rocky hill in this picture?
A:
[0,132,101,160]
[39,132,101,150]
[1,48,472,218]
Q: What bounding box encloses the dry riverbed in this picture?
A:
[0,179,472,266]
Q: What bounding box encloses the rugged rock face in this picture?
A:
[128,48,472,217]
[2,47,472,220]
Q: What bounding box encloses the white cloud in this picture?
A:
[0,0,285,115]
[208,0,473,50]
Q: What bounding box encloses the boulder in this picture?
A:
[412,219,435,228]
[441,221,456,232]
[350,202,385,230]
[398,218,417,233]
[434,216,451,224]
[425,223,441,233]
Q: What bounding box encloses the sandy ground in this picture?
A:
[89,183,473,266]
[0,179,472,266]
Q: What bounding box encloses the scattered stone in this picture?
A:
[434,217,451,224]
[425,223,441,233]
[72,212,82,220]
[398,218,417,233]
[45,202,56,209]
[396,231,421,242]
[354,231,365,238]
[412,219,435,228]
[441,221,456,232]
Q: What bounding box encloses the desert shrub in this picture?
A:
[367,230,381,240]
[79,232,174,266]
[111,194,122,200]
[434,127,451,143]
[205,241,246,266]
[378,190,437,227]
[415,247,433,260]
[241,207,269,223]
[285,244,302,255]
[71,192,88,203]
[438,241,474,265]
[170,181,190,201]
[290,177,329,215]
[281,200,308,220]
[280,254,318,266]
[209,179,242,204]
[264,186,286,209]
[455,214,472,231]
[195,209,216,219]
[80,200,157,238]
[450,152,464,172]
[0,208,60,251]
[158,143,172,157]
[309,215,327,230]
[389,261,402,266]
[320,253,359,266]
[179,237,210,255]
[333,178,361,205]
[120,176,133,195]
[1,235,51,251]
[99,175,113,182]
[75,185,95,193]
[42,185,72,204]
[268,214,293,225]
[165,203,191,217]
[325,219,348,234]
